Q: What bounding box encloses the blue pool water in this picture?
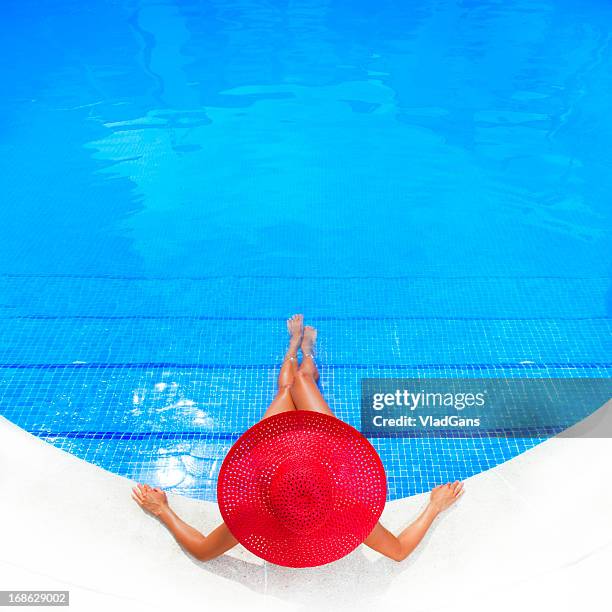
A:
[1,0,611,501]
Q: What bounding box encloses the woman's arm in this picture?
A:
[364,481,464,562]
[132,483,238,561]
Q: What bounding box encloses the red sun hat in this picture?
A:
[217,411,387,568]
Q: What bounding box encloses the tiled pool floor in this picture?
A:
[1,274,609,500]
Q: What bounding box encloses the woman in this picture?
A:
[132,314,464,566]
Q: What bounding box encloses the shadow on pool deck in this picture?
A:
[196,541,419,607]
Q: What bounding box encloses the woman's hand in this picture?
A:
[365,481,465,562]
[132,483,169,517]
[429,481,464,513]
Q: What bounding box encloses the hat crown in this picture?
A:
[267,456,333,535]
[218,411,386,567]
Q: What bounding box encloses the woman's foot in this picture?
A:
[301,325,317,357]
[298,326,319,382]
[277,315,302,390]
[286,314,304,356]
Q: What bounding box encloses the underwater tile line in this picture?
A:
[1,273,609,281]
[27,429,555,440]
[3,314,610,321]
[0,362,610,370]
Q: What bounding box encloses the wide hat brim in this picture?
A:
[217,411,387,568]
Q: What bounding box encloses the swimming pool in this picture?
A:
[1,0,610,501]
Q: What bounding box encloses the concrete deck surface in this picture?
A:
[1,416,611,612]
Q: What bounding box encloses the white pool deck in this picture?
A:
[1,414,611,612]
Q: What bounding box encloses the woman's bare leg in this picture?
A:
[130,316,307,562]
[260,314,303,420]
[290,326,335,416]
